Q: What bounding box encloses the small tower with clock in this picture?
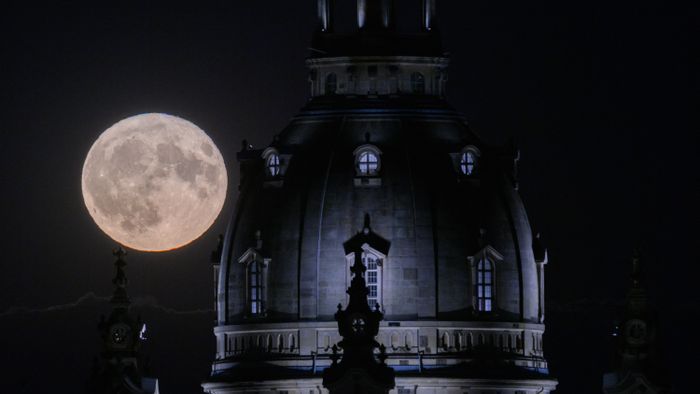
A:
[86,248,159,394]
[323,235,395,394]
[602,252,671,394]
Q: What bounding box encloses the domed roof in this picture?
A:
[216,98,541,325]
[205,3,556,392]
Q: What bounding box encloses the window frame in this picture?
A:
[458,146,481,177]
[345,244,386,311]
[238,248,270,318]
[353,144,383,177]
[476,258,494,312]
[265,153,281,177]
[468,245,503,314]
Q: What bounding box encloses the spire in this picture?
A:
[322,232,395,393]
[602,251,670,392]
[110,246,130,308]
[625,250,648,318]
[88,248,159,393]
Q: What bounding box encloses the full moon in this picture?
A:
[82,113,227,252]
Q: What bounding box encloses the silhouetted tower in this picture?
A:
[602,252,670,393]
[323,225,395,394]
[86,248,159,394]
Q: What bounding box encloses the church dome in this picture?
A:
[205,2,556,393]
[217,101,540,325]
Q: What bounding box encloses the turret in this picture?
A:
[308,0,447,98]
[602,252,671,393]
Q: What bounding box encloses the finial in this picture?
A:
[255,230,263,250]
[363,213,371,234]
[478,228,487,247]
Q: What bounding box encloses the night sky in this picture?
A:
[0,1,695,393]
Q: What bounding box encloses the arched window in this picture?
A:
[358,151,379,175]
[266,153,281,177]
[248,259,264,315]
[441,332,450,351]
[476,258,494,312]
[460,151,477,175]
[354,145,382,177]
[325,73,338,95]
[410,72,425,94]
[363,251,381,308]
[390,332,400,351]
[456,146,481,177]
[288,334,297,352]
[239,246,269,317]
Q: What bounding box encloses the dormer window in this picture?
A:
[354,145,382,177]
[248,259,264,315]
[261,147,291,187]
[452,146,481,178]
[460,151,476,176]
[363,251,380,307]
[343,215,391,310]
[353,145,382,187]
[476,258,494,312]
[468,244,503,314]
[238,240,270,317]
[358,151,379,175]
[266,153,281,177]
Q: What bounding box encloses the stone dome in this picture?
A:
[205,2,555,392]
[216,99,541,325]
